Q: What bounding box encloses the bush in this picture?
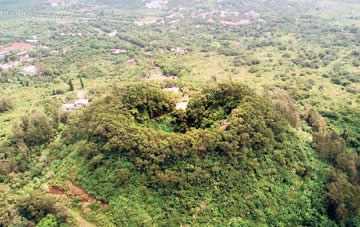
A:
[120,84,175,120]
[327,172,360,223]
[12,111,55,147]
[0,193,68,226]
[313,131,346,163]
[36,214,59,227]
[185,83,253,129]
[267,88,300,128]
[109,196,153,226]
[305,109,327,133]
[155,57,190,78]
[0,97,13,113]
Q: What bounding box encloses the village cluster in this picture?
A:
[0,40,39,76]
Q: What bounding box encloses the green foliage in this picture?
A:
[327,171,360,224]
[325,108,360,153]
[312,111,360,225]
[59,83,332,225]
[155,57,190,78]
[268,89,300,128]
[36,214,59,227]
[185,83,252,129]
[306,109,327,133]
[79,77,85,89]
[120,83,175,120]
[109,196,153,226]
[68,80,74,92]
[12,111,55,147]
[16,195,65,224]
[67,83,286,179]
[2,0,360,226]
[0,97,13,113]
[0,193,68,226]
[313,131,346,163]
[77,158,133,200]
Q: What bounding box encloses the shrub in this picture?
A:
[267,88,300,128]
[110,196,153,226]
[185,83,253,129]
[327,172,360,223]
[313,131,346,163]
[0,193,68,226]
[305,109,327,133]
[155,57,190,78]
[120,84,175,120]
[335,152,359,179]
[0,97,13,113]
[12,111,55,147]
[51,89,65,95]
[36,214,59,227]
[219,96,286,152]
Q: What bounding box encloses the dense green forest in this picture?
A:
[0,0,359,226]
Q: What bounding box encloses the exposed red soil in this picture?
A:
[0,42,33,53]
[48,181,108,208]
[47,183,97,227]
[48,185,66,195]
[66,181,96,203]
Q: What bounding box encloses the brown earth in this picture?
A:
[47,181,101,227]
[66,181,96,203]
[48,185,66,195]
[0,42,33,53]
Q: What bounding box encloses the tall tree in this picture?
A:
[68,79,74,91]
[80,77,85,89]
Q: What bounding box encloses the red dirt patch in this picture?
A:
[48,185,66,195]
[0,42,33,53]
[47,181,108,209]
[66,181,96,203]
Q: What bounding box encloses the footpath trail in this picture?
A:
[44,183,98,227]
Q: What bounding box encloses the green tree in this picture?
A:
[12,111,55,147]
[79,77,85,89]
[120,83,175,120]
[110,196,153,226]
[36,214,58,227]
[68,79,74,91]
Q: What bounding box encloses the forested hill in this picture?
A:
[0,0,359,226]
